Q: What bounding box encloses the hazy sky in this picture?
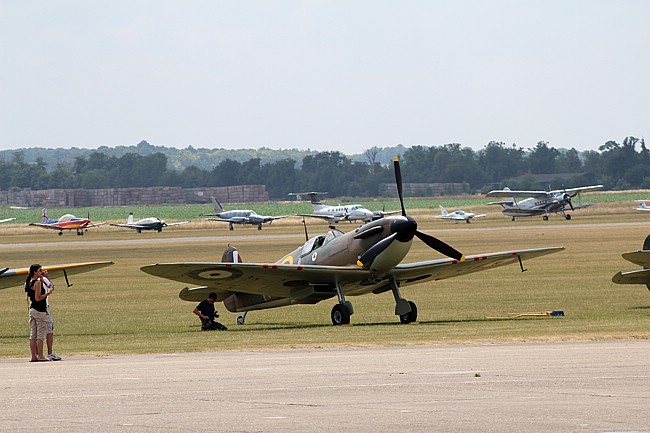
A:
[1,1,648,153]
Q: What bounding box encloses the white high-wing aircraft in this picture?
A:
[635,201,650,212]
[290,192,398,225]
[485,185,603,221]
[202,197,288,230]
[434,206,486,223]
[0,217,16,224]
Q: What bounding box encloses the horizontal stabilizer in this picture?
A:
[622,251,650,267]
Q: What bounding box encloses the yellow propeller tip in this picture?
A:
[356,260,364,267]
[393,156,399,162]
[459,255,466,262]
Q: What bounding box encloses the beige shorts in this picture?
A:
[29,309,48,341]
[46,312,54,334]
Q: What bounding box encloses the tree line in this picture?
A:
[1,136,648,199]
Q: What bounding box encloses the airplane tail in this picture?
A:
[211,196,225,213]
[438,205,449,216]
[221,244,243,263]
[127,213,134,224]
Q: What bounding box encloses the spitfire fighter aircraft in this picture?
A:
[0,261,114,290]
[111,213,190,233]
[486,185,603,221]
[0,217,16,224]
[142,158,564,326]
[29,209,107,236]
[290,192,398,225]
[612,234,650,291]
[635,201,650,212]
[201,197,287,230]
[434,205,486,224]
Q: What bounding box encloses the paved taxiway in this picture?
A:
[2,340,649,432]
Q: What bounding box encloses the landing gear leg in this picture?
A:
[237,311,248,325]
[391,278,417,324]
[257,223,262,230]
[330,282,353,325]
[229,223,234,231]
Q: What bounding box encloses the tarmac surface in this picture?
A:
[2,340,649,432]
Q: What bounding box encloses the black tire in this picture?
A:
[331,304,351,326]
[565,214,571,220]
[399,301,418,324]
[543,215,549,221]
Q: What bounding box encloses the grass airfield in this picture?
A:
[1,200,650,359]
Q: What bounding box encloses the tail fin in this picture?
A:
[307,193,323,205]
[211,196,225,213]
[127,213,134,224]
[221,244,243,263]
[438,205,448,216]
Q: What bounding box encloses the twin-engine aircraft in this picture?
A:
[0,261,114,290]
[290,192,398,225]
[0,217,16,224]
[486,185,603,221]
[201,197,287,230]
[111,213,190,233]
[434,205,486,223]
[142,158,563,326]
[612,234,650,291]
[29,209,107,235]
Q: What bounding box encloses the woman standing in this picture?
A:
[25,264,53,362]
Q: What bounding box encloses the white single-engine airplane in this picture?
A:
[142,158,564,326]
[635,201,650,212]
[0,261,114,291]
[434,205,486,223]
[202,197,287,230]
[486,185,603,221]
[612,234,650,291]
[111,213,190,233]
[290,192,398,225]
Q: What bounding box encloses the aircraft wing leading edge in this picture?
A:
[141,247,564,300]
[0,261,115,290]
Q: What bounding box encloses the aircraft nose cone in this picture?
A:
[390,216,417,242]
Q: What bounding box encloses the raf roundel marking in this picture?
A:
[189,267,243,281]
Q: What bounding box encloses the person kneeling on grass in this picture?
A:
[193,292,228,331]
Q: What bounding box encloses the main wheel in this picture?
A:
[565,214,571,220]
[543,215,549,221]
[399,301,418,324]
[331,304,351,326]
[237,315,246,325]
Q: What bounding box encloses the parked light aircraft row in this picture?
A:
[6,183,636,238]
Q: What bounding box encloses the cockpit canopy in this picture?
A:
[301,229,345,256]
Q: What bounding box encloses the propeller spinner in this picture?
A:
[357,158,464,269]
